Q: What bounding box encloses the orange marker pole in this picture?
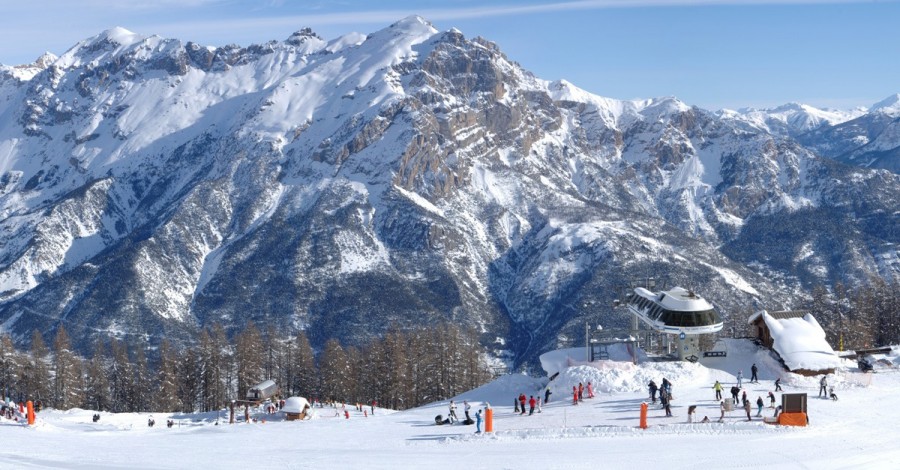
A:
[26,400,35,425]
[485,408,493,433]
[639,402,648,429]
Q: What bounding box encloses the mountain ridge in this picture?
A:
[0,17,897,366]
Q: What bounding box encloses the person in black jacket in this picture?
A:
[750,363,759,383]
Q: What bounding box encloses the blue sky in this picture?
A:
[2,0,898,110]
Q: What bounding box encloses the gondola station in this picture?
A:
[625,286,724,361]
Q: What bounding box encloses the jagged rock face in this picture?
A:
[0,17,897,366]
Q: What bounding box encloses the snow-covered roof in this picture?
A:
[634,286,714,312]
[283,397,310,414]
[754,310,840,372]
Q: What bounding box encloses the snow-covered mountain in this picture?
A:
[0,17,898,365]
[722,96,900,172]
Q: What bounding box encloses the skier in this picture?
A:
[464,400,472,421]
[528,396,536,415]
[661,378,672,396]
[750,363,759,383]
[819,376,828,398]
[743,398,752,421]
[544,387,551,404]
[648,380,659,403]
[572,386,579,405]
[537,396,543,413]
[578,382,584,401]
[663,392,672,417]
[713,380,723,401]
[687,405,697,423]
[448,400,458,423]
[475,409,483,434]
[587,381,595,399]
[756,396,764,417]
[768,391,776,408]
[519,394,527,414]
[774,377,783,392]
[147,416,155,427]
[736,370,744,388]
[718,401,726,423]
[514,396,520,413]
[730,385,740,404]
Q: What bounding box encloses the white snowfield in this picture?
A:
[1,339,897,469]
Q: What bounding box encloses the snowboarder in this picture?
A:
[449,400,458,423]
[819,376,828,398]
[713,380,723,401]
[464,400,471,421]
[528,396,536,415]
[774,377,782,392]
[475,409,482,433]
[736,370,744,388]
[648,380,658,403]
[750,363,759,383]
[544,387,551,404]
[768,391,776,408]
[756,396,764,417]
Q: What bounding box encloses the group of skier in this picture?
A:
[647,378,674,416]
[513,393,541,415]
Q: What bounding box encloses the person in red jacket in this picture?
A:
[572,386,579,405]
[528,396,537,415]
[519,393,526,415]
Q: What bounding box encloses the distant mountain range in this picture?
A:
[0,17,897,366]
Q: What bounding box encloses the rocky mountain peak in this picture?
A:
[0,19,897,367]
[871,93,900,115]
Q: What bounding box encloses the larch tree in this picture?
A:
[234,322,264,400]
[23,330,53,404]
[52,326,82,409]
[153,340,181,412]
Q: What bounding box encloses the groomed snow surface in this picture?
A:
[1,339,898,469]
